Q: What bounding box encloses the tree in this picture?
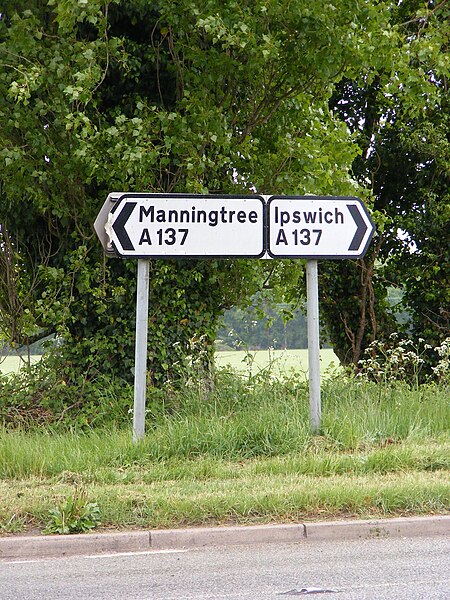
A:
[319,0,449,367]
[0,0,395,403]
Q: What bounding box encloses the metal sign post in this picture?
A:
[265,195,375,433]
[133,259,150,442]
[306,260,321,433]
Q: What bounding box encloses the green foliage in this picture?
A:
[0,0,447,410]
[0,0,397,402]
[318,256,397,365]
[356,334,439,387]
[432,338,450,385]
[43,486,101,534]
[0,514,27,534]
[1,363,449,528]
[323,0,450,366]
[2,444,448,530]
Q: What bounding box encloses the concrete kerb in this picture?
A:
[1,516,449,561]
[303,515,450,541]
[0,530,151,561]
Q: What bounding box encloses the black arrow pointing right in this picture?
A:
[347,204,368,252]
[112,201,136,251]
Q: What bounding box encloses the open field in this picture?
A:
[1,349,339,378]
[215,348,339,378]
[0,355,40,374]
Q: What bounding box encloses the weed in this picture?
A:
[357,334,440,386]
[43,486,101,534]
[432,337,450,385]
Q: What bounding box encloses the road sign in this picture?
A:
[98,193,266,258]
[94,191,376,441]
[94,192,126,257]
[267,196,375,259]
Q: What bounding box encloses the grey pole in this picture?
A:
[133,259,150,442]
[306,259,321,433]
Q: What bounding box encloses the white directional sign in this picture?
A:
[94,191,376,442]
[94,193,376,260]
[267,196,375,258]
[102,194,266,258]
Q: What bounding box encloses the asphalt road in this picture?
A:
[1,535,449,600]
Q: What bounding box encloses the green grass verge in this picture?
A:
[1,468,448,533]
[0,369,448,534]
[0,349,339,377]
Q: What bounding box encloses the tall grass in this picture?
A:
[2,428,447,482]
[1,371,448,479]
[321,377,449,446]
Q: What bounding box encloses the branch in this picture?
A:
[91,3,111,95]
[400,0,448,28]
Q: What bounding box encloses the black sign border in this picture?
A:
[266,195,375,260]
[110,193,268,259]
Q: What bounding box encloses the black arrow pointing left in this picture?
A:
[112,201,136,251]
[347,204,368,252]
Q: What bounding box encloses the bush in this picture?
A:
[0,355,133,429]
[357,335,450,386]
